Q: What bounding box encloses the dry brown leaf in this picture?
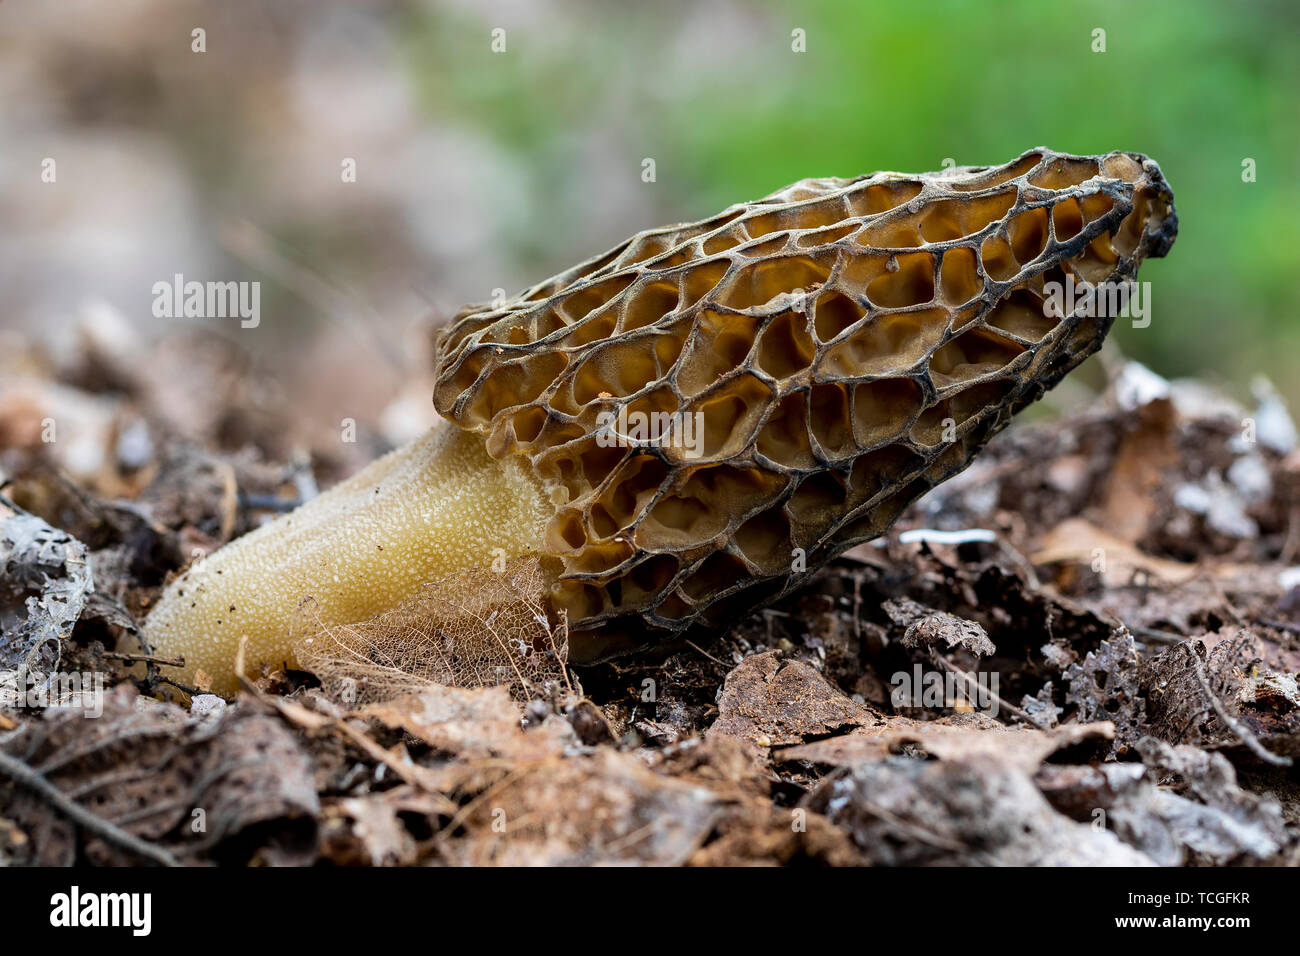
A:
[706,651,878,753]
[1,684,318,865]
[778,715,1114,772]
[436,750,723,866]
[321,795,419,867]
[806,752,1156,866]
[1101,397,1178,541]
[363,684,572,762]
[1035,517,1204,586]
[883,597,996,657]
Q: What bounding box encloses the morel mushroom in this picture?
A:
[145,147,1177,693]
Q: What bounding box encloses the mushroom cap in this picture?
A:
[433,148,1177,661]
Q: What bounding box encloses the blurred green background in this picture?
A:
[402,0,1300,398]
[3,0,1297,430]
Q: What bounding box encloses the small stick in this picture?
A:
[928,650,1044,729]
[1182,643,1291,768]
[1128,624,1188,646]
[153,676,211,699]
[1280,503,1300,565]
[0,750,181,866]
[233,637,454,807]
[685,640,729,668]
[238,493,303,512]
[102,651,185,668]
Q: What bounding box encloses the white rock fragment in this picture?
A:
[1250,376,1298,454]
[1173,472,1258,539]
[1114,361,1170,411]
[1226,454,1272,504]
[189,694,228,720]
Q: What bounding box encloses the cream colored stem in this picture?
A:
[143,420,550,695]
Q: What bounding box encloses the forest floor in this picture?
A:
[2,327,1299,866]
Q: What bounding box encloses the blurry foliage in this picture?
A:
[4,0,1292,408]
[401,0,1299,401]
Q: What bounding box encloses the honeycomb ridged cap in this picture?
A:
[433,148,1177,661]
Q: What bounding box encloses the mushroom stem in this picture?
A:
[143,420,551,695]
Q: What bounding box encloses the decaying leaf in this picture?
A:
[778,716,1114,771]
[1100,398,1178,541]
[686,798,863,867]
[321,795,419,867]
[435,749,725,866]
[883,597,996,658]
[1035,744,1289,868]
[706,650,878,753]
[1141,630,1255,748]
[1134,738,1288,864]
[361,683,573,762]
[1021,681,1063,729]
[1232,671,1300,760]
[1035,518,1205,587]
[807,755,1156,866]
[0,684,319,865]
[0,501,92,673]
[1063,626,1144,757]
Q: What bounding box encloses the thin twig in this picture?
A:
[685,640,729,668]
[0,750,180,866]
[153,676,210,699]
[103,651,185,668]
[1281,503,1300,565]
[1182,643,1291,767]
[928,650,1043,728]
[1128,624,1188,646]
[233,636,454,807]
[237,493,303,512]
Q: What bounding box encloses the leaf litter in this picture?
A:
[2,329,1300,866]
